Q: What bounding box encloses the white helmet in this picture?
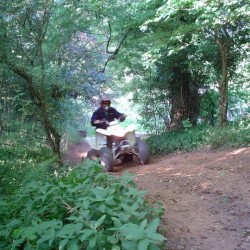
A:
[100,95,111,105]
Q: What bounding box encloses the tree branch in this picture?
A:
[99,25,131,73]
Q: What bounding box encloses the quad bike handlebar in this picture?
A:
[94,115,127,126]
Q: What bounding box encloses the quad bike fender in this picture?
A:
[125,131,136,145]
[85,131,108,150]
[108,125,136,138]
[106,126,125,137]
[96,128,111,136]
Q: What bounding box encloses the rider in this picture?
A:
[91,95,126,129]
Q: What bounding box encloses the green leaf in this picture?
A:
[94,215,106,229]
[125,229,146,241]
[138,238,150,250]
[12,238,25,248]
[37,228,55,245]
[121,204,131,212]
[57,223,82,239]
[146,218,160,233]
[92,188,105,201]
[35,220,62,234]
[148,232,165,242]
[117,213,131,222]
[111,246,120,250]
[66,216,83,222]
[0,227,8,238]
[23,227,37,241]
[140,219,147,230]
[121,224,146,240]
[121,239,137,250]
[67,239,78,250]
[89,236,96,248]
[97,203,105,213]
[107,235,119,244]
[79,229,93,241]
[120,223,139,235]
[12,228,23,239]
[7,219,22,229]
[111,217,122,228]
[59,239,69,250]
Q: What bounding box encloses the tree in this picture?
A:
[110,0,209,130]
[0,0,111,163]
[152,0,250,126]
[1,0,160,160]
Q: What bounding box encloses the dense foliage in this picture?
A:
[1,0,249,158]
[0,112,59,195]
[0,161,165,250]
[147,121,250,155]
[112,0,250,131]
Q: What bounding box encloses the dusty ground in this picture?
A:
[62,141,250,250]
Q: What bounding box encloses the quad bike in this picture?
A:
[85,120,150,171]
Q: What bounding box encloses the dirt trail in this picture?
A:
[63,141,250,250]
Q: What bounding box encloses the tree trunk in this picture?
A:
[169,71,200,130]
[7,64,63,165]
[27,79,63,165]
[214,28,231,127]
[42,115,62,164]
[216,39,229,127]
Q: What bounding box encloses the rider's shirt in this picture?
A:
[91,107,123,129]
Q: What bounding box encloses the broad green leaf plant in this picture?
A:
[0,160,165,249]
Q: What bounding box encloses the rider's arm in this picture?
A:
[91,110,103,126]
[110,107,126,122]
[93,120,103,124]
[119,114,127,121]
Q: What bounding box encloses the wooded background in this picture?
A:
[1,0,249,162]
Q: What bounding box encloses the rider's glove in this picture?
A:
[94,120,103,124]
[119,115,126,122]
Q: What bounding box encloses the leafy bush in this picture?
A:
[147,127,206,155]
[0,142,54,195]
[206,122,250,149]
[0,160,165,250]
[147,121,250,155]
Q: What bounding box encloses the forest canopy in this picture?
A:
[0,0,249,161]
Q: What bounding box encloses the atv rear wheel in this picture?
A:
[99,147,114,172]
[135,138,150,164]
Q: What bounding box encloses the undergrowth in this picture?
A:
[0,132,55,195]
[147,121,250,155]
[0,161,165,250]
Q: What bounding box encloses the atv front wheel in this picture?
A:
[86,149,99,160]
[99,147,114,172]
[135,138,150,164]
